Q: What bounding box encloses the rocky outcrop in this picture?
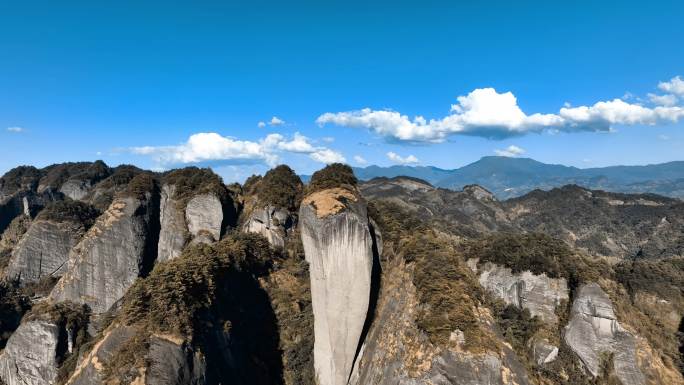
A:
[50,193,159,314]
[349,260,531,385]
[64,326,206,385]
[564,283,645,385]
[157,184,225,261]
[243,205,294,247]
[0,319,60,385]
[4,219,84,284]
[158,184,188,261]
[300,187,376,385]
[471,261,569,325]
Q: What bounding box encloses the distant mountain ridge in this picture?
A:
[350,156,684,199]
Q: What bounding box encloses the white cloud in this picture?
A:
[317,77,684,143]
[270,116,285,126]
[658,134,670,141]
[648,93,678,107]
[494,145,526,157]
[310,148,345,164]
[386,151,419,165]
[353,155,368,165]
[658,76,684,96]
[131,132,344,166]
[6,126,23,133]
[257,116,286,128]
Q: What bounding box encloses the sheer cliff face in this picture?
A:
[299,187,375,385]
[4,219,85,284]
[49,193,159,314]
[157,183,226,262]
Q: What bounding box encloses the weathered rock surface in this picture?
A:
[50,194,159,314]
[145,335,207,385]
[564,283,645,385]
[532,339,558,365]
[300,188,375,385]
[0,319,60,385]
[158,185,224,262]
[185,193,223,241]
[65,326,206,385]
[472,261,569,325]
[158,184,188,261]
[4,219,84,284]
[349,260,531,385]
[243,205,294,247]
[59,179,92,201]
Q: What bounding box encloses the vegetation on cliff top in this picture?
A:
[306,163,357,194]
[255,165,303,211]
[162,167,228,207]
[37,200,100,228]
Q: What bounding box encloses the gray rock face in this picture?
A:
[185,193,223,242]
[473,261,569,325]
[158,185,224,262]
[564,283,645,385]
[532,339,558,365]
[243,205,293,247]
[300,189,375,385]
[146,335,207,385]
[4,219,83,284]
[64,326,206,385]
[65,325,137,385]
[59,179,92,201]
[158,184,188,262]
[0,319,60,385]
[50,194,158,314]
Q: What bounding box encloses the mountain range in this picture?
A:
[348,156,684,199]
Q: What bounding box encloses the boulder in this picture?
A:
[0,319,60,385]
[4,219,84,284]
[300,187,375,385]
[564,283,645,385]
[49,193,159,314]
[532,339,558,365]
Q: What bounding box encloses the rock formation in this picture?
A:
[50,187,159,314]
[0,319,60,385]
[349,260,531,385]
[300,187,375,385]
[471,261,569,325]
[564,283,645,385]
[243,205,294,247]
[64,326,206,385]
[4,214,90,284]
[157,182,227,262]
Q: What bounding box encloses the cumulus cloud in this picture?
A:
[387,152,419,165]
[648,93,678,107]
[257,116,286,128]
[270,116,285,126]
[6,126,23,133]
[317,77,684,143]
[131,132,344,166]
[494,145,526,157]
[658,76,684,96]
[353,155,368,165]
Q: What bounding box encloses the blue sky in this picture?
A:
[1,0,683,181]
